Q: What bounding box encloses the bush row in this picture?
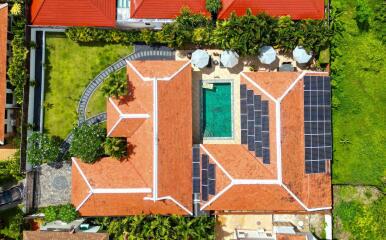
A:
[7,0,28,104]
[65,9,332,56]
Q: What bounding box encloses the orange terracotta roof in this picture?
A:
[218,0,325,20]
[277,234,307,240]
[280,77,331,208]
[130,0,209,19]
[72,60,193,216]
[206,185,303,212]
[30,0,116,27]
[23,231,109,240]
[0,4,7,144]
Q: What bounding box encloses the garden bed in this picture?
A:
[43,33,133,139]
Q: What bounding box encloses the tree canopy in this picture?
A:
[27,132,61,166]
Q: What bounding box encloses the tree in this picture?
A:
[103,137,127,160]
[27,132,61,166]
[355,0,372,31]
[206,0,222,14]
[101,70,128,98]
[41,204,78,223]
[69,124,106,163]
[274,16,298,52]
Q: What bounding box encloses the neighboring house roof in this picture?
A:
[23,231,109,240]
[276,234,307,240]
[30,0,116,27]
[130,0,208,19]
[199,72,331,213]
[0,3,7,145]
[218,0,325,20]
[72,60,193,216]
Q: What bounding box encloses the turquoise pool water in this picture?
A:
[201,83,232,138]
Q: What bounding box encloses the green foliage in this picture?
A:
[41,204,78,223]
[0,154,23,185]
[27,132,61,166]
[0,207,23,240]
[90,215,215,239]
[318,48,330,64]
[101,70,128,98]
[334,197,385,240]
[103,137,127,160]
[157,8,212,47]
[355,0,372,30]
[330,0,386,187]
[373,2,386,43]
[7,20,28,104]
[212,11,276,55]
[69,124,106,163]
[331,95,341,109]
[65,9,331,56]
[58,204,79,223]
[206,0,222,14]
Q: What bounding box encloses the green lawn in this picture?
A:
[44,33,133,139]
[331,0,386,187]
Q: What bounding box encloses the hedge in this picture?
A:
[65,9,332,56]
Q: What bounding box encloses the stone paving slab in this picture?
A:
[35,162,71,207]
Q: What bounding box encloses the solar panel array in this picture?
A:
[304,76,332,174]
[192,147,216,202]
[240,84,270,164]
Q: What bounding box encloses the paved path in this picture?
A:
[58,46,175,159]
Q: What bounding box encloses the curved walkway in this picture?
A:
[78,47,175,123]
[59,46,175,158]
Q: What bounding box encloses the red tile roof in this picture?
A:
[130,0,209,19]
[30,0,116,27]
[218,0,325,20]
[0,4,7,145]
[72,60,193,216]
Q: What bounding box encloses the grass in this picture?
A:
[44,33,133,139]
[333,186,385,240]
[331,0,386,188]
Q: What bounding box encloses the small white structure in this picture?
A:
[220,50,239,68]
[191,49,210,69]
[258,46,277,65]
[293,46,312,64]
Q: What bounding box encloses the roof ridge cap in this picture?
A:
[130,0,146,19]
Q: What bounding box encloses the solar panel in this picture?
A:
[247,90,254,104]
[202,154,208,169]
[208,179,216,195]
[193,178,200,193]
[248,136,255,151]
[304,76,332,174]
[240,99,247,114]
[193,162,200,177]
[247,121,254,135]
[201,169,208,185]
[241,130,248,144]
[208,164,216,179]
[262,148,270,164]
[201,185,208,201]
[262,116,269,131]
[241,114,247,130]
[261,101,269,115]
[247,105,254,120]
[240,84,247,99]
[193,147,200,163]
[255,142,263,157]
[254,95,261,110]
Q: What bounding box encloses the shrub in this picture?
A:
[206,0,222,14]
[103,137,127,160]
[101,70,128,98]
[373,2,386,43]
[10,3,22,16]
[331,95,341,109]
[274,16,298,52]
[27,132,61,166]
[58,204,78,223]
[69,124,106,163]
[0,153,23,185]
[0,207,24,240]
[41,206,58,223]
[192,27,212,46]
[41,204,78,223]
[355,0,372,31]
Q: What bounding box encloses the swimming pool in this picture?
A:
[201,82,233,139]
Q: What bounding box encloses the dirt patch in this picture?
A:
[333,185,382,205]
